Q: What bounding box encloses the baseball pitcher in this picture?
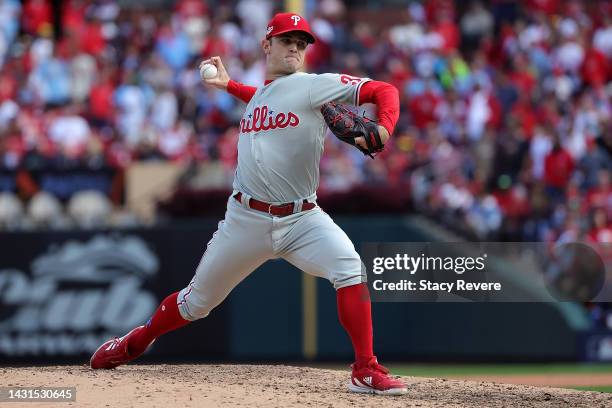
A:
[90,12,406,395]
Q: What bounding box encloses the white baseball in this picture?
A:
[200,63,218,80]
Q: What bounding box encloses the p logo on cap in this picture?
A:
[265,13,316,43]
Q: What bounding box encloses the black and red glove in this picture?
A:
[320,102,385,159]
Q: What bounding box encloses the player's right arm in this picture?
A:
[199,56,257,104]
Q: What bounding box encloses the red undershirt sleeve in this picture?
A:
[227,79,257,104]
[357,80,400,135]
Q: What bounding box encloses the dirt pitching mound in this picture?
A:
[1,364,611,408]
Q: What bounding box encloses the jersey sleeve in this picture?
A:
[308,73,371,109]
[358,80,400,135]
[227,80,257,103]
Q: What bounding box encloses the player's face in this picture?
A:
[263,33,309,76]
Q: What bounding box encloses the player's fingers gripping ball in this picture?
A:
[321,102,385,158]
[200,63,218,80]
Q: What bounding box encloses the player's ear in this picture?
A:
[262,39,271,55]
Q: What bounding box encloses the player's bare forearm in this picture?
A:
[199,57,230,90]
[377,125,390,144]
[354,126,389,151]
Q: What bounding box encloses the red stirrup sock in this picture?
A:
[336,283,374,367]
[128,291,190,355]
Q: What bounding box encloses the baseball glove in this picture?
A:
[321,102,384,158]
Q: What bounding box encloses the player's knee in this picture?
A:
[330,258,366,289]
[177,289,213,321]
[178,303,210,321]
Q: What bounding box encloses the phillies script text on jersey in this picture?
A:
[240,105,300,133]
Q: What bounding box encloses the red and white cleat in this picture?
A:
[348,357,408,395]
[90,326,153,369]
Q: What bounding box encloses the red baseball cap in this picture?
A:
[265,12,316,44]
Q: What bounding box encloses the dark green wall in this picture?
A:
[227,216,580,362]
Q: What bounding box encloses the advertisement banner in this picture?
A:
[0,228,229,363]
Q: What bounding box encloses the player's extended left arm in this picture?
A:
[357,81,400,144]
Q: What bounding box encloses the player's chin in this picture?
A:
[283,61,302,73]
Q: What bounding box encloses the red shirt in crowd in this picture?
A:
[305,40,331,72]
[511,99,538,138]
[408,91,439,130]
[387,63,411,93]
[22,0,52,35]
[89,81,115,122]
[544,147,574,189]
[487,93,502,130]
[588,226,612,243]
[0,72,17,102]
[587,185,612,212]
[581,47,609,88]
[493,187,531,218]
[218,128,239,169]
[80,23,106,55]
[425,0,455,24]
[175,0,208,19]
[434,18,460,53]
[201,34,232,60]
[510,70,537,95]
[524,0,561,15]
[62,0,87,33]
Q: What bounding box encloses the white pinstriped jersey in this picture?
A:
[232,72,370,203]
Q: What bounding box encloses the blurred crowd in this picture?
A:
[391,0,612,243]
[398,0,612,246]
[0,0,610,242]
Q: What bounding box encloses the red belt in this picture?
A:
[233,192,316,217]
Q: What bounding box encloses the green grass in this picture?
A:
[570,386,612,393]
[320,363,612,393]
[386,363,612,377]
[382,364,612,394]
